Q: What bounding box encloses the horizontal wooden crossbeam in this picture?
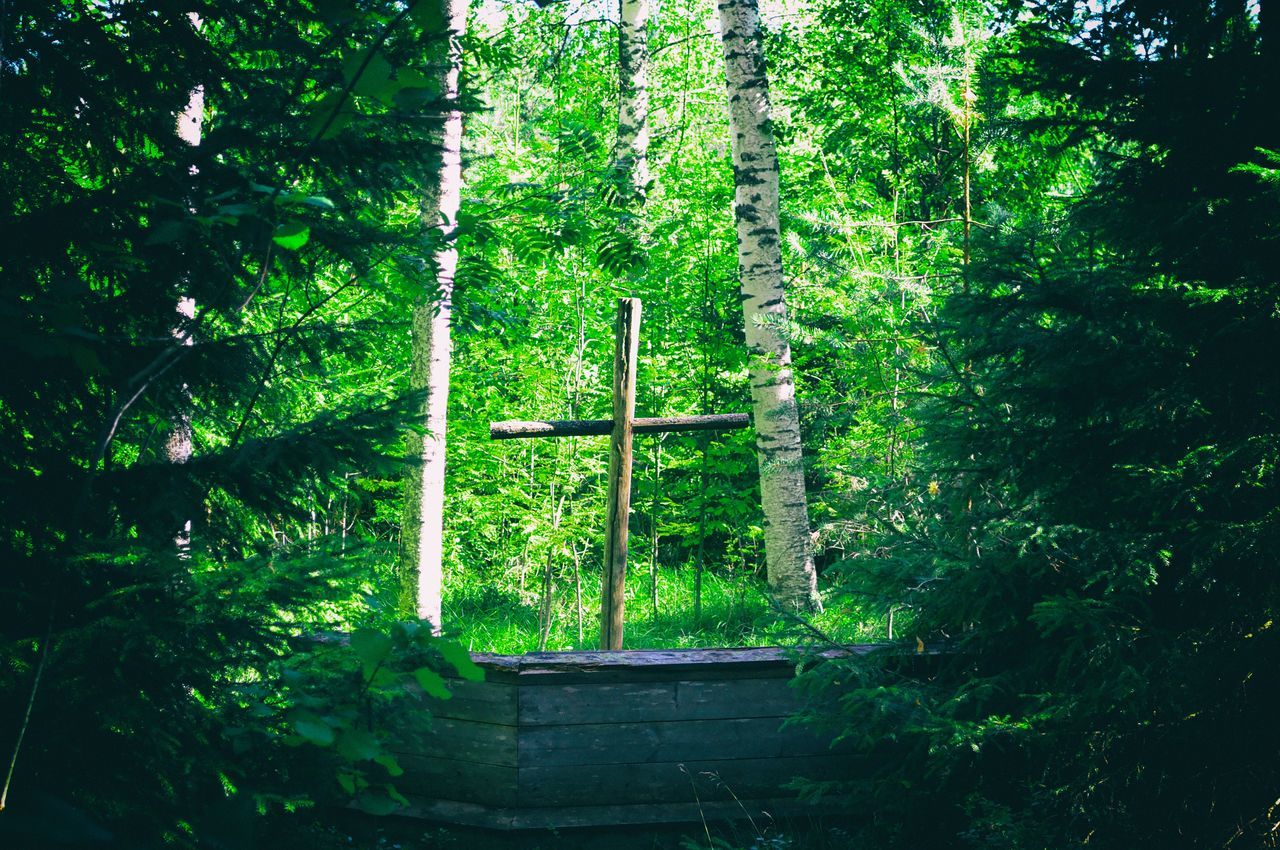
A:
[490,413,750,441]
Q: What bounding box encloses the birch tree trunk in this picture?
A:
[717,0,821,612]
[400,0,467,631]
[166,13,204,554]
[616,0,650,200]
[166,80,203,471]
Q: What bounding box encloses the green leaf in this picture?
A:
[437,641,484,682]
[306,91,354,140]
[369,666,400,689]
[350,627,393,672]
[216,202,257,217]
[336,729,381,761]
[374,753,404,777]
[413,667,452,700]
[342,50,398,105]
[410,0,447,31]
[272,222,310,251]
[278,193,336,210]
[393,85,440,110]
[356,792,398,816]
[291,711,335,746]
[145,220,187,246]
[336,772,357,795]
[314,0,357,25]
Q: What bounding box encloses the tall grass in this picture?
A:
[440,563,884,654]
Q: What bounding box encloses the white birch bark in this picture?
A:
[400,0,467,631]
[717,0,821,612]
[616,0,651,200]
[166,14,204,553]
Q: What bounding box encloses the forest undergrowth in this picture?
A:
[440,566,883,653]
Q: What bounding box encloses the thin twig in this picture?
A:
[1,604,55,812]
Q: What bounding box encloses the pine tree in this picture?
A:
[809,2,1280,847]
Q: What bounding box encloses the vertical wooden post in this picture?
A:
[600,298,641,650]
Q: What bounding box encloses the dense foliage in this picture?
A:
[2,0,1277,846]
[0,1,478,845]
[804,1,1280,847]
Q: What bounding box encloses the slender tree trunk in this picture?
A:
[616,0,651,200]
[572,542,584,646]
[648,438,661,618]
[166,13,204,554]
[717,0,821,612]
[400,0,467,630]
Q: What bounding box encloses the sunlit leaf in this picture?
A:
[272,222,311,251]
[437,641,484,682]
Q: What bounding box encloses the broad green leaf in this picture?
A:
[437,641,484,682]
[306,91,354,140]
[336,772,357,795]
[314,0,357,24]
[413,667,451,700]
[342,51,397,105]
[216,202,256,217]
[356,792,398,816]
[145,220,187,246]
[336,729,381,761]
[369,666,400,689]
[374,753,404,777]
[410,0,447,31]
[350,627,393,671]
[291,711,334,746]
[272,222,310,251]
[278,193,335,210]
[393,86,439,110]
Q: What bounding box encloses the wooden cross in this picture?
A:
[490,298,750,650]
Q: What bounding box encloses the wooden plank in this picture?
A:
[518,754,858,807]
[397,753,518,808]
[395,794,849,831]
[517,717,846,766]
[395,796,517,830]
[392,716,517,767]
[506,796,847,830]
[519,677,811,725]
[408,677,518,724]
[505,645,882,684]
[490,418,613,439]
[489,414,750,441]
[600,297,641,651]
[632,413,750,435]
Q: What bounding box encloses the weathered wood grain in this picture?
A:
[517,716,845,766]
[409,677,517,725]
[392,716,518,767]
[518,677,811,725]
[518,754,857,807]
[397,753,518,807]
[601,297,641,650]
[385,644,898,829]
[489,414,750,440]
[397,794,848,830]
[473,645,881,685]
